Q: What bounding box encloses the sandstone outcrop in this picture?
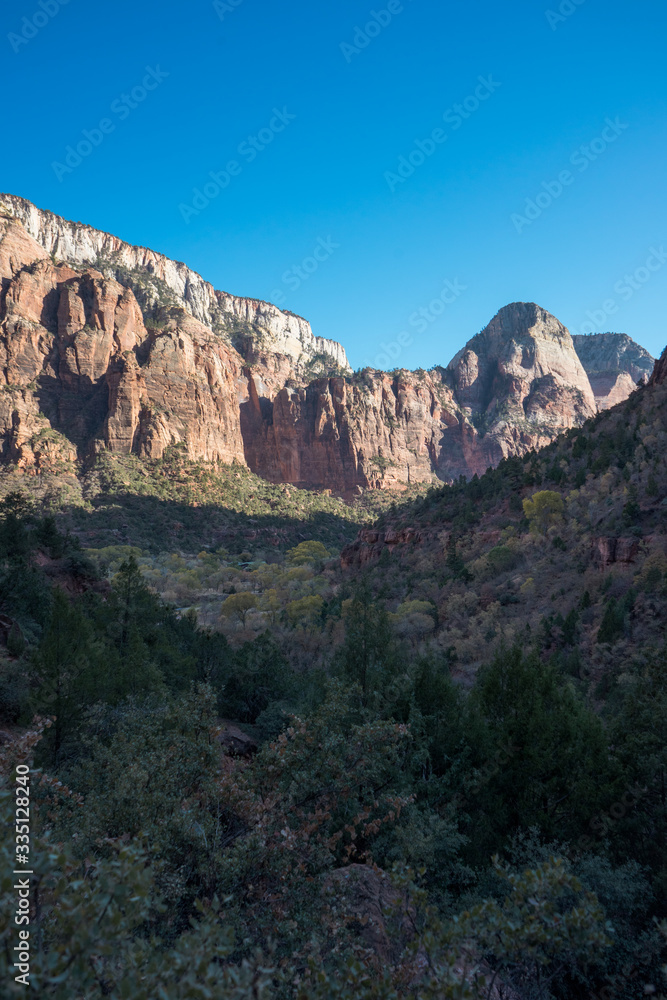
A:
[572,333,654,409]
[217,721,258,758]
[245,369,475,490]
[585,370,638,410]
[341,526,444,568]
[0,198,658,495]
[592,536,641,569]
[0,213,247,468]
[448,302,596,429]
[572,332,654,383]
[0,193,350,375]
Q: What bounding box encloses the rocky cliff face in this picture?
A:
[247,299,599,492]
[0,212,247,468]
[650,347,667,386]
[0,199,657,494]
[242,369,471,491]
[448,301,596,439]
[0,194,350,375]
[572,333,654,410]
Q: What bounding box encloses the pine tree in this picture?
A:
[31,589,99,766]
[337,581,397,703]
[470,644,614,849]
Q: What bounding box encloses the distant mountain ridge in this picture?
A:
[572,332,654,381]
[0,195,659,494]
[572,332,654,410]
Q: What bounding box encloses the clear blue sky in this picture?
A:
[3,0,666,368]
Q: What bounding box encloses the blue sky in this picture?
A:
[3,0,666,368]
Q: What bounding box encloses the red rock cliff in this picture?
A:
[0,208,649,494]
[0,215,247,468]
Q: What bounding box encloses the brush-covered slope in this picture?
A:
[341,349,667,683]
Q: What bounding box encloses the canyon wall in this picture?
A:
[0,199,657,494]
[247,303,599,491]
[0,214,248,468]
[0,193,350,374]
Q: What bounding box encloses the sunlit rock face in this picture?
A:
[0,193,350,374]
[572,332,654,409]
[0,214,247,468]
[0,197,654,493]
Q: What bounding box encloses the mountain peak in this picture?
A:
[447,301,595,423]
[491,300,563,331]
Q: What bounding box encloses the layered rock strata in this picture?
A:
[0,193,350,374]
[0,214,247,468]
[572,333,654,410]
[0,201,658,494]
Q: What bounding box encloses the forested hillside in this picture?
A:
[0,354,666,999]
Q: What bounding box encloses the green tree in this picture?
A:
[523,490,565,534]
[336,582,398,704]
[287,540,330,565]
[410,651,476,782]
[470,644,614,852]
[295,857,611,1000]
[597,591,635,645]
[30,590,101,767]
[62,687,236,927]
[220,591,258,627]
[0,491,35,561]
[611,647,667,890]
[446,534,472,581]
[623,483,641,525]
[431,857,612,1000]
[286,594,324,625]
[222,631,292,722]
[93,557,168,698]
[0,781,274,1000]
